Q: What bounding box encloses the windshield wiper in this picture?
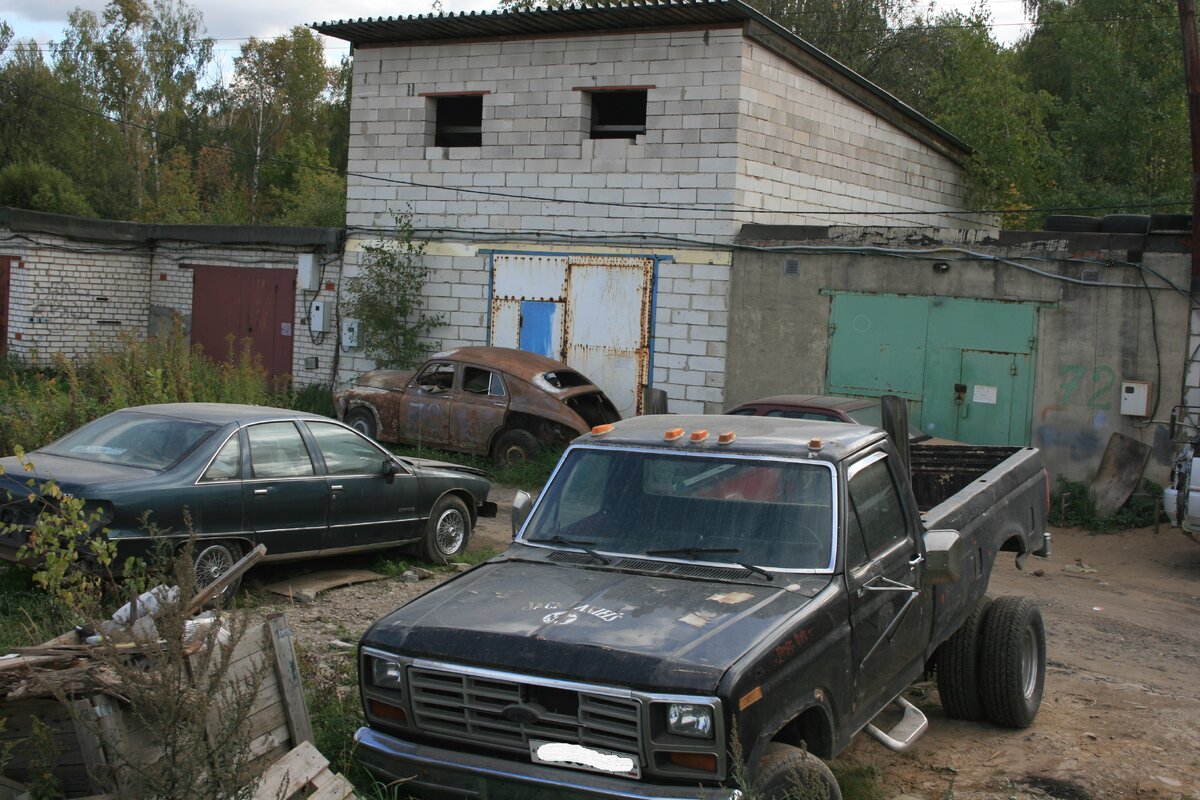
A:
[532,535,611,565]
[644,547,774,581]
[645,547,740,559]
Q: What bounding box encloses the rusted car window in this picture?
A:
[463,367,505,397]
[416,362,456,392]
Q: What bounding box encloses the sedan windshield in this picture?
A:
[41,412,219,471]
[522,447,835,571]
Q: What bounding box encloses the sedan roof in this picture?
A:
[731,395,876,412]
[114,403,324,424]
[439,346,595,385]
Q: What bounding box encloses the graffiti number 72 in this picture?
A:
[1058,365,1115,409]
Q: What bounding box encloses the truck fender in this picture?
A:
[746,694,837,768]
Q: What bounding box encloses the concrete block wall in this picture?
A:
[735,42,968,228]
[347,29,745,240]
[0,231,150,362]
[652,259,730,413]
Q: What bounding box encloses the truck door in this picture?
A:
[844,452,932,727]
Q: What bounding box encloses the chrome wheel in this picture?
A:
[434,507,467,556]
[194,542,235,587]
[1021,624,1040,700]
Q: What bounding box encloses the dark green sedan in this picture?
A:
[0,403,497,596]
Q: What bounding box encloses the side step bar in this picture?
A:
[865,696,928,753]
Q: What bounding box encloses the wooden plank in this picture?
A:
[181,543,266,618]
[262,615,313,746]
[70,697,112,795]
[247,722,290,761]
[308,772,357,800]
[250,740,327,800]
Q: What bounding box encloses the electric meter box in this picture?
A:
[297,253,318,291]
[1119,381,1152,417]
[310,301,330,333]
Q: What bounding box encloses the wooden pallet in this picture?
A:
[251,740,356,800]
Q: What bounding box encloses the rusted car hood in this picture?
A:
[353,369,415,391]
[362,557,828,693]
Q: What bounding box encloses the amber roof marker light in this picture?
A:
[690,429,709,442]
[591,424,614,435]
[664,427,685,441]
[717,432,736,445]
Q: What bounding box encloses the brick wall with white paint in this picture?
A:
[0,226,341,387]
[650,259,730,413]
[0,232,150,362]
[735,41,968,227]
[347,29,745,241]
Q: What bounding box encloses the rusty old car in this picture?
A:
[334,347,621,467]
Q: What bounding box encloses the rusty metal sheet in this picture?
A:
[1091,433,1152,517]
[491,254,568,301]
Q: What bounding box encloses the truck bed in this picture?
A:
[909,444,1023,512]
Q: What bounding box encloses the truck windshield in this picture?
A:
[522,447,835,571]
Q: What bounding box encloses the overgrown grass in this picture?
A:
[0,564,71,652]
[1050,476,1163,532]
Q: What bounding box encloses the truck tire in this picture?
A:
[979,596,1046,728]
[935,595,991,721]
[754,743,842,800]
[492,429,539,469]
[421,495,471,563]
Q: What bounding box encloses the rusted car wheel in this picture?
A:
[345,408,378,439]
[492,429,539,468]
[422,496,471,563]
[754,743,842,799]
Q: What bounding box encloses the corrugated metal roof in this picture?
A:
[310,0,968,158]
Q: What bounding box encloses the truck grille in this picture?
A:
[408,665,642,756]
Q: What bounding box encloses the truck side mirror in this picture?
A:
[923,529,963,585]
[512,490,534,537]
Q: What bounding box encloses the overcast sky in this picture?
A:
[1,0,1033,74]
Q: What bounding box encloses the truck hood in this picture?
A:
[363,558,828,693]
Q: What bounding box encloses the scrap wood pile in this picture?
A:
[0,545,357,799]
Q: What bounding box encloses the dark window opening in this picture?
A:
[434,95,483,147]
[590,90,647,140]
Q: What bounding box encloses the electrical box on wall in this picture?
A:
[297,253,318,291]
[310,300,329,333]
[1120,381,1152,416]
[341,319,359,349]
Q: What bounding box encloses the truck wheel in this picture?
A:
[935,595,991,721]
[754,743,842,800]
[421,495,471,563]
[492,429,539,469]
[979,596,1046,728]
[345,407,378,439]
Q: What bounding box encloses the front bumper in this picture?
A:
[354,727,741,800]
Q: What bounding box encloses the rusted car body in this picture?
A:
[334,347,621,466]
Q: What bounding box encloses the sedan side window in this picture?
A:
[307,422,393,476]
[200,435,241,482]
[247,422,315,479]
[463,367,505,397]
[416,362,456,393]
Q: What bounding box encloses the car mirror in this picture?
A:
[382,459,401,480]
[923,529,963,585]
[511,490,534,537]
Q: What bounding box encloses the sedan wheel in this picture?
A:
[192,541,243,606]
[422,496,471,563]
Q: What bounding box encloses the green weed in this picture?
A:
[1050,476,1163,532]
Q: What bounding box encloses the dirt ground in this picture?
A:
[254,487,1200,800]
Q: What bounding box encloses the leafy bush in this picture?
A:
[1050,476,1163,532]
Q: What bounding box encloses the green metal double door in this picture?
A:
[826,293,1036,446]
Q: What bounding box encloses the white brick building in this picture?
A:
[315,0,976,413]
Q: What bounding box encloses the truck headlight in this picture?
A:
[371,658,404,691]
[667,703,714,739]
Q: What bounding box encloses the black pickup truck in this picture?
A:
[354,415,1051,799]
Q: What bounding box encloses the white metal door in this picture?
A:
[564,257,653,418]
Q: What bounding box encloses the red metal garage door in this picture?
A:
[191,265,295,381]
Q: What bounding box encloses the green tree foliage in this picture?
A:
[0,162,95,216]
[344,212,444,369]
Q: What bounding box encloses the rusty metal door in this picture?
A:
[490,254,653,418]
[0,257,10,356]
[192,265,295,380]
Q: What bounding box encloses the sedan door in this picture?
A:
[449,366,508,455]
[304,421,422,553]
[242,421,328,560]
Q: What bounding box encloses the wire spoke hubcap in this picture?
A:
[435,509,466,554]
